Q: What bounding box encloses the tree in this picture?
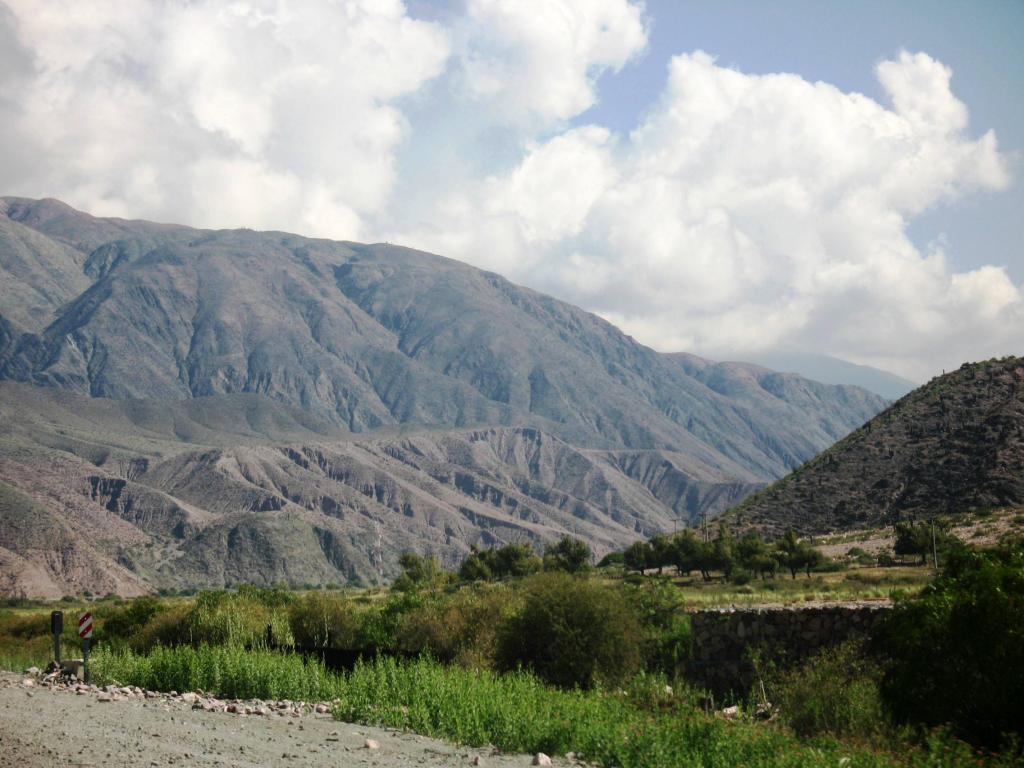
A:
[775,529,823,579]
[543,536,592,573]
[670,530,702,577]
[801,547,824,577]
[737,531,777,580]
[493,543,542,579]
[649,534,674,575]
[623,540,654,573]
[459,543,541,582]
[459,546,494,582]
[711,523,738,581]
[894,519,956,566]
[393,552,446,591]
[893,521,931,565]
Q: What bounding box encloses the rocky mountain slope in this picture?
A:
[0,197,884,475]
[0,198,889,595]
[728,357,1024,538]
[0,383,758,595]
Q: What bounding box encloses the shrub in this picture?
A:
[134,589,295,650]
[621,578,691,674]
[393,553,450,592]
[128,603,192,651]
[288,591,358,649]
[397,585,517,667]
[875,539,1024,750]
[767,641,889,741]
[496,573,643,688]
[102,596,166,644]
[597,551,624,568]
[355,590,423,651]
[188,590,293,647]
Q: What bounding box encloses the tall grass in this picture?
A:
[93,645,343,700]
[89,647,1002,768]
[335,657,989,768]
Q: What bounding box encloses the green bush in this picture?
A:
[393,553,450,592]
[131,589,295,650]
[128,603,192,650]
[497,573,643,688]
[621,578,691,673]
[288,591,358,649]
[397,585,516,667]
[767,641,890,742]
[597,551,624,568]
[875,539,1024,750]
[355,590,422,650]
[102,596,166,644]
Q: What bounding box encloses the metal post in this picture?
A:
[82,638,90,684]
[931,517,939,570]
[51,611,63,664]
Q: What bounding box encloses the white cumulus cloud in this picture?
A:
[396,49,1016,380]
[0,0,1018,380]
[0,0,450,239]
[456,0,647,126]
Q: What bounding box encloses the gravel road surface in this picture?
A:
[0,672,559,768]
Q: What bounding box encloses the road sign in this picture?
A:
[78,611,93,639]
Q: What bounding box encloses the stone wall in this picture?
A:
[684,603,891,695]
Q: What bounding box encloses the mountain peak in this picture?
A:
[728,356,1024,537]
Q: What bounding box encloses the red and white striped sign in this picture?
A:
[78,611,93,639]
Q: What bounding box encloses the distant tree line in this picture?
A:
[601,524,826,581]
[393,535,594,590]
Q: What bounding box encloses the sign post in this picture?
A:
[51,611,63,664]
[78,611,93,684]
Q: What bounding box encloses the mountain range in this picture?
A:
[729,351,918,401]
[0,197,887,596]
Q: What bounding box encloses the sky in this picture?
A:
[0,0,1021,381]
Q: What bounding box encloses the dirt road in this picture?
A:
[0,673,556,768]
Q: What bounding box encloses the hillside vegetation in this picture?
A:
[727,357,1024,537]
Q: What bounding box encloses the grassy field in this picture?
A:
[628,566,930,608]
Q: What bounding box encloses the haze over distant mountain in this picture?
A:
[0,198,888,595]
[728,351,918,400]
[728,357,1024,538]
